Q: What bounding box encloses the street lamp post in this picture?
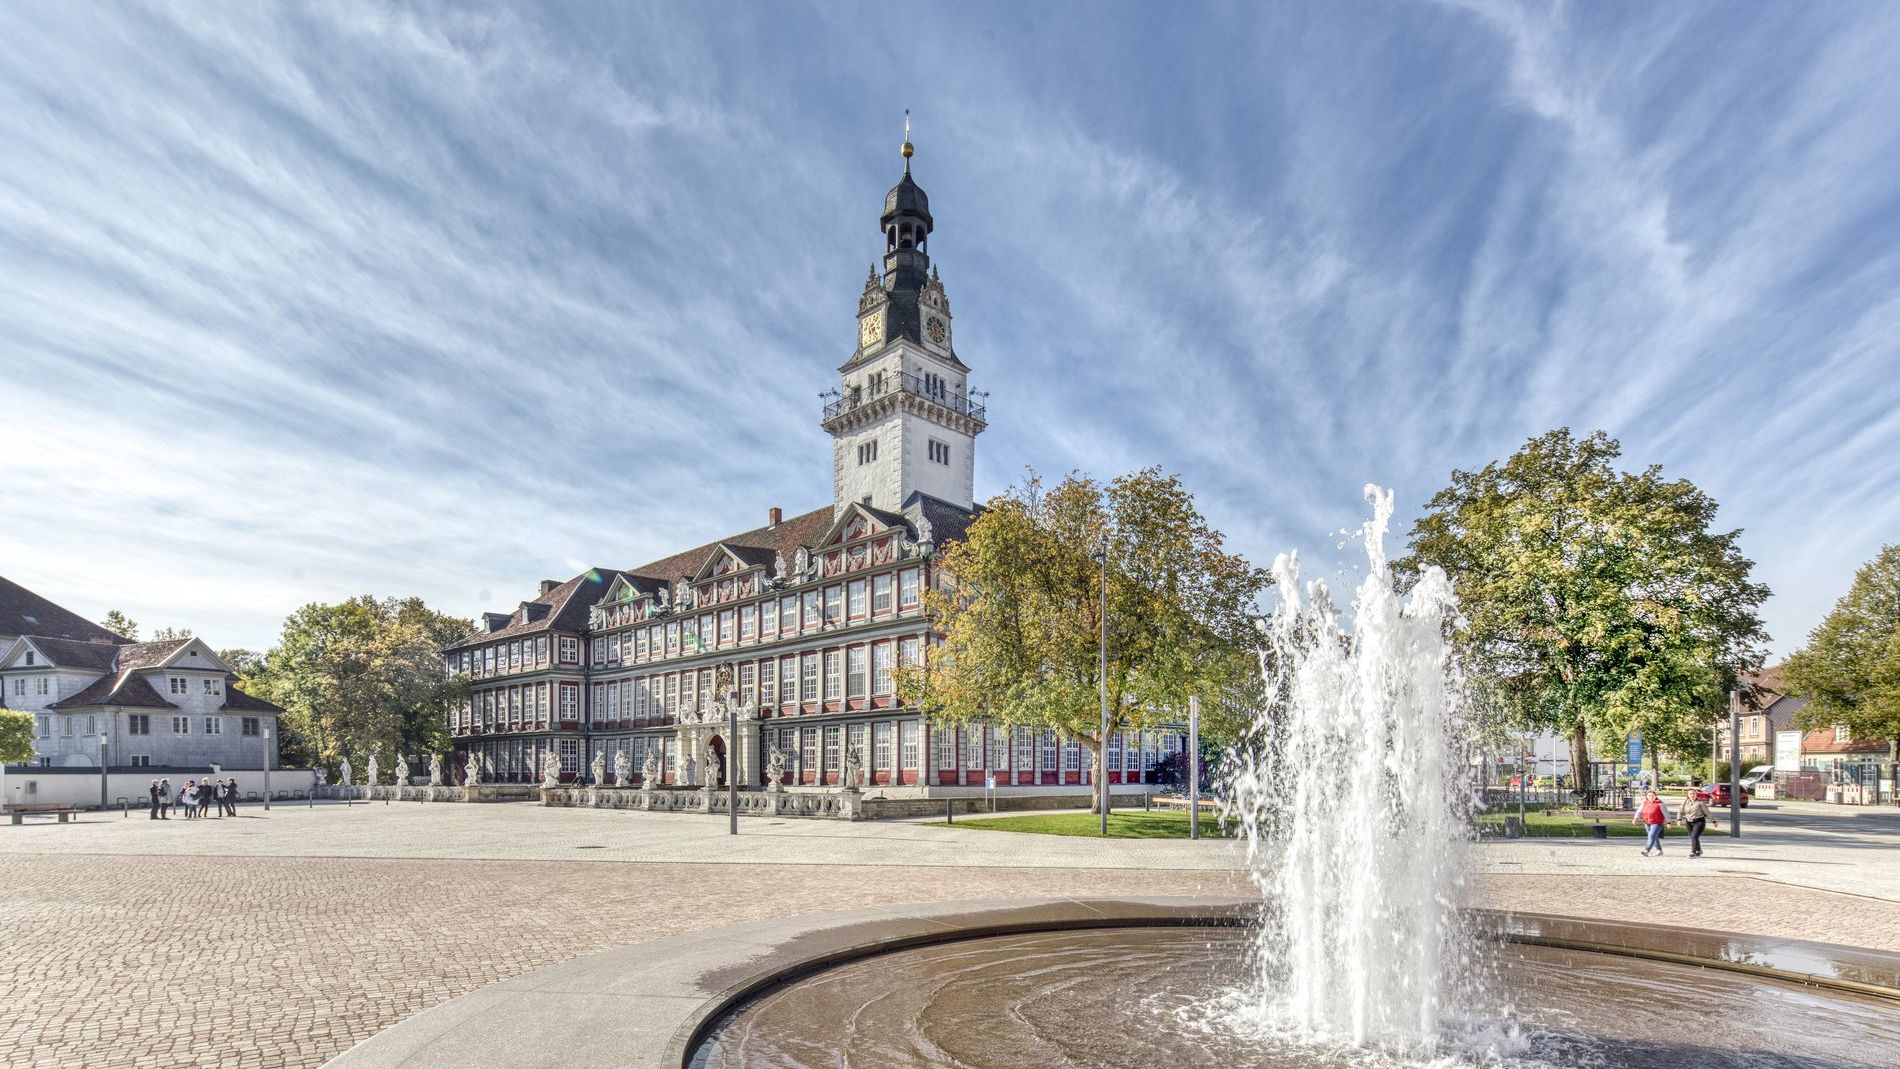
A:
[1729,687,1742,838]
[718,665,738,836]
[99,732,109,812]
[1187,696,1200,841]
[263,727,272,812]
[1092,533,1110,837]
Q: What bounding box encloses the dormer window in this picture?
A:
[23,652,33,666]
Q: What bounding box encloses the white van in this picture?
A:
[1740,765,1775,791]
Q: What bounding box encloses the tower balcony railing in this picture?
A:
[823,371,986,424]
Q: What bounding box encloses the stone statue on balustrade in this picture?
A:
[844,748,865,790]
[391,753,406,786]
[682,754,697,787]
[766,747,787,791]
[428,753,443,787]
[366,756,380,790]
[614,749,630,787]
[464,752,482,785]
[541,749,562,789]
[590,750,606,786]
[642,751,659,789]
[338,757,353,788]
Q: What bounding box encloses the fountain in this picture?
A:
[684,489,1900,1069]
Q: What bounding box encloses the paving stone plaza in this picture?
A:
[4,800,1899,1069]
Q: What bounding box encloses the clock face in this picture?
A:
[926,316,947,344]
[859,311,884,349]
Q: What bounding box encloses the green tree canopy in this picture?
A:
[246,596,471,774]
[1784,544,1900,743]
[0,709,35,765]
[902,468,1269,802]
[99,610,138,640]
[1399,429,1769,789]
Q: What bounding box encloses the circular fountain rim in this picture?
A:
[314,897,1900,1069]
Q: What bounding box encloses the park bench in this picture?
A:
[6,802,79,825]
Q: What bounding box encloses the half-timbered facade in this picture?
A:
[442,141,1182,792]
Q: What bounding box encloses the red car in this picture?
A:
[1694,782,1749,808]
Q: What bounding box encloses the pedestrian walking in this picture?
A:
[1680,782,1711,858]
[179,781,194,820]
[158,778,173,819]
[201,781,216,818]
[1634,787,1670,856]
[148,779,161,820]
[225,778,239,816]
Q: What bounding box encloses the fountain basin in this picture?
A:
[318,898,1900,1069]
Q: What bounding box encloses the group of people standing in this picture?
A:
[145,777,238,819]
[1634,784,1713,857]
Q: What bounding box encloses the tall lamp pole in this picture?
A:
[263,727,272,812]
[718,664,738,836]
[1187,696,1201,841]
[99,732,109,811]
[1092,533,1110,837]
[1729,686,1742,838]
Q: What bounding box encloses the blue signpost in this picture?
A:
[1626,733,1644,785]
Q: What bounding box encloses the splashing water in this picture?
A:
[1223,486,1484,1060]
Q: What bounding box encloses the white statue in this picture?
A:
[391,752,406,786]
[845,748,865,790]
[428,753,443,787]
[541,748,562,789]
[767,747,787,786]
[464,751,482,785]
[642,750,659,787]
[314,767,328,788]
[338,757,353,787]
[737,700,757,722]
[682,754,697,787]
[614,750,630,787]
[590,750,606,786]
[366,755,380,789]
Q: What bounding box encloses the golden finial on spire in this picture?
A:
[901,110,914,171]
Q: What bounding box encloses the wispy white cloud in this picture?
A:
[1,0,1897,659]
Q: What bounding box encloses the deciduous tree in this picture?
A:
[1784,545,1900,745]
[99,610,138,640]
[246,597,471,774]
[903,468,1268,808]
[0,709,35,765]
[1399,429,1769,793]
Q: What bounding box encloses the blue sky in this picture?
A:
[2,1,1897,657]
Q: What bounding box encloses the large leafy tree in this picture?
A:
[903,468,1268,806]
[246,596,471,774]
[99,610,138,640]
[1784,545,1900,745]
[0,709,35,764]
[1399,429,1768,792]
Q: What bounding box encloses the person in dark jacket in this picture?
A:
[1680,782,1712,858]
[148,779,161,820]
[223,778,239,816]
[158,778,173,819]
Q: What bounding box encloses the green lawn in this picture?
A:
[927,808,1235,839]
[1478,810,1678,838]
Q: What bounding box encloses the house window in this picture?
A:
[782,596,799,633]
[719,611,735,645]
[172,716,191,735]
[899,569,920,610]
[13,679,24,697]
[824,586,843,625]
[23,652,32,665]
[935,725,956,770]
[561,738,579,773]
[802,592,820,629]
[801,653,819,702]
[928,438,950,464]
[847,646,868,698]
[873,722,893,771]
[128,715,150,736]
[682,671,698,715]
[760,601,777,640]
[872,574,893,615]
[801,727,819,779]
[203,717,223,735]
[559,684,578,721]
[857,440,878,465]
[1835,725,1852,743]
[38,677,50,696]
[848,579,867,619]
[738,662,756,704]
[824,725,843,778]
[59,716,72,736]
[610,633,622,663]
[35,715,49,737]
[485,648,496,675]
[901,721,921,770]
[740,606,756,642]
[202,678,220,695]
[169,677,189,695]
[511,641,522,669]
[241,717,260,737]
[965,727,985,771]
[129,754,151,767]
[560,637,579,664]
[823,650,842,701]
[592,637,607,664]
[848,723,868,770]
[872,642,894,695]
[759,661,776,705]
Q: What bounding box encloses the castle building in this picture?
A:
[443,139,1177,793]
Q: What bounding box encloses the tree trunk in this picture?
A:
[1078,735,1103,814]
[1569,722,1591,803]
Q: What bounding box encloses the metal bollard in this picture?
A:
[946,798,954,824]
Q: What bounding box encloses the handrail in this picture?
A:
[824,371,985,423]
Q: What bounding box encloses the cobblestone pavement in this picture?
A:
[4,801,1899,1069]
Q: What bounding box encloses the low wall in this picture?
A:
[1,766,318,810]
[314,785,474,803]
[862,789,1155,820]
[544,786,866,819]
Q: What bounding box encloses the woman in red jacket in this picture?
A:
[1633,788,1671,856]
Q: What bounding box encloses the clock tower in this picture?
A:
[824,123,985,515]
